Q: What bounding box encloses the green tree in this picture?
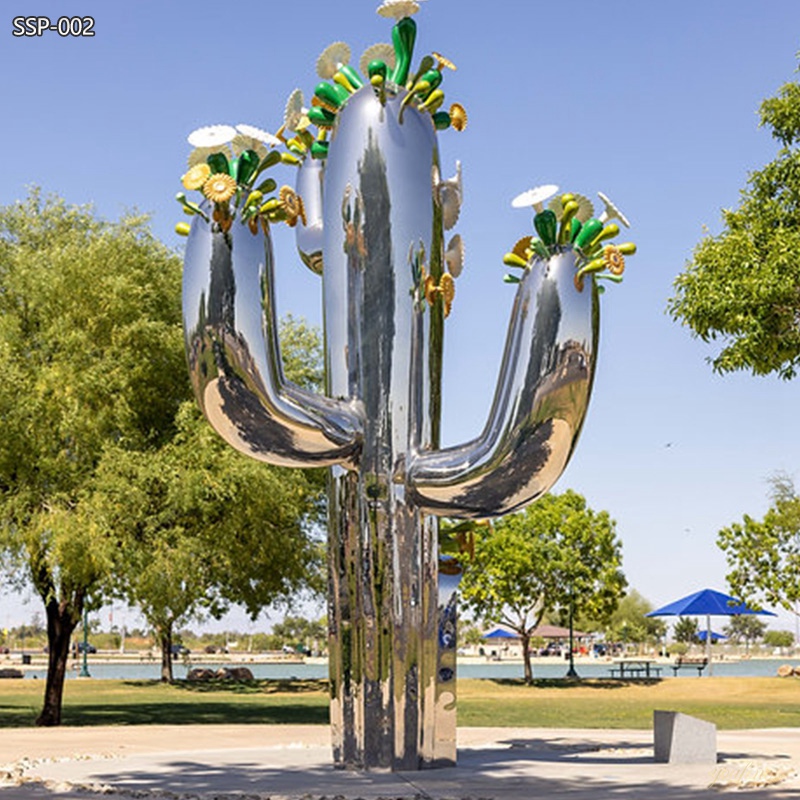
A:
[272,614,327,653]
[92,317,327,681]
[459,490,626,684]
[0,191,187,724]
[669,55,800,378]
[673,616,699,644]
[600,589,667,653]
[717,474,800,620]
[722,615,767,653]
[763,629,795,649]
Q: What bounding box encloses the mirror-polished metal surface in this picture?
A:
[182,215,362,468]
[182,86,600,773]
[322,86,453,771]
[296,156,325,275]
[408,248,598,518]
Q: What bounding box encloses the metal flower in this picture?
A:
[279,185,304,227]
[377,0,425,20]
[203,173,237,204]
[597,191,630,228]
[603,244,625,275]
[317,42,352,79]
[445,234,464,278]
[284,90,310,133]
[439,161,462,231]
[449,103,468,132]
[511,184,559,213]
[231,136,267,161]
[236,124,282,148]
[359,43,396,78]
[188,124,237,148]
[432,51,457,71]
[187,146,219,168]
[549,192,594,223]
[182,163,211,191]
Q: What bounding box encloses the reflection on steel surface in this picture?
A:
[182,86,598,772]
[182,213,361,468]
[409,249,597,518]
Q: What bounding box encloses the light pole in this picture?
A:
[79,607,90,678]
[566,585,579,679]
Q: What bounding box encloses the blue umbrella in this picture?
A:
[647,588,776,675]
[483,627,519,640]
[696,630,727,643]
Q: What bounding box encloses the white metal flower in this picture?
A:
[511,184,559,213]
[439,161,463,231]
[317,42,352,79]
[187,124,237,149]
[359,43,396,78]
[235,124,281,148]
[231,136,268,160]
[548,192,594,223]
[597,191,630,227]
[377,0,425,20]
[187,146,222,168]
[445,234,464,278]
[284,89,310,133]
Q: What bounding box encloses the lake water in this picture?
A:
[20,657,800,681]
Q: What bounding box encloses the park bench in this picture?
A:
[671,657,708,676]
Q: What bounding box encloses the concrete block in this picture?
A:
[653,710,717,764]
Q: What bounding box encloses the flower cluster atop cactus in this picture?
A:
[175,123,305,237]
[503,185,637,292]
[176,1,466,237]
[278,3,466,162]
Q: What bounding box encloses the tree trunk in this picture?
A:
[158,626,173,682]
[36,598,79,726]
[521,632,533,685]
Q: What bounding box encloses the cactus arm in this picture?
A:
[183,213,363,469]
[407,249,598,518]
[295,156,325,275]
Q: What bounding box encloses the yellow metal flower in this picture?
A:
[182,163,211,191]
[450,103,468,132]
[423,273,456,317]
[203,173,237,204]
[440,272,455,317]
[603,244,625,275]
[279,185,302,227]
[297,194,308,227]
[424,274,437,306]
[432,51,457,71]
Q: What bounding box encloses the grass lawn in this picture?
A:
[0,677,797,729]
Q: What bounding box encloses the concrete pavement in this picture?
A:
[1,724,798,799]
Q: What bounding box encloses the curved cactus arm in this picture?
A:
[295,156,325,275]
[407,249,598,518]
[183,214,363,469]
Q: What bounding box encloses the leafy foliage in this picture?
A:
[717,473,800,617]
[0,189,187,722]
[673,616,699,644]
[597,589,667,649]
[722,615,767,648]
[92,320,327,681]
[669,55,800,378]
[763,629,795,648]
[459,490,626,682]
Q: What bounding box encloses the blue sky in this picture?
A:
[2,0,800,636]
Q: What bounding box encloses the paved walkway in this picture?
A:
[1,725,798,799]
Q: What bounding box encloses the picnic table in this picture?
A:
[609,659,662,679]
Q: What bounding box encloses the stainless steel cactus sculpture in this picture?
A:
[179,0,635,772]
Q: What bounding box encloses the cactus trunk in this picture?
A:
[323,89,454,769]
